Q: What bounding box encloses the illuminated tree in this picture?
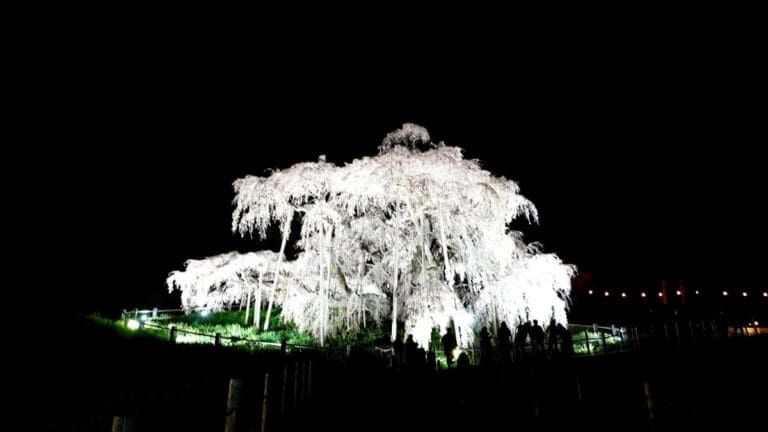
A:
[169,123,575,348]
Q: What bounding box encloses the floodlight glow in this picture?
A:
[641,292,647,298]
[722,291,728,296]
[588,290,593,295]
[604,291,609,297]
[452,347,463,361]
[695,290,699,295]
[621,292,626,298]
[754,321,759,326]
[658,292,663,297]
[742,292,748,297]
[763,292,767,297]
[127,319,140,330]
[676,290,681,296]
[200,309,210,317]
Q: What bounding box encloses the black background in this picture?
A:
[40,21,766,315]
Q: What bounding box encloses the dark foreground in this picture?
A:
[44,318,766,431]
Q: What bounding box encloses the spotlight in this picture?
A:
[676,290,681,296]
[641,292,647,298]
[722,291,728,296]
[604,291,610,297]
[742,292,748,297]
[621,292,627,298]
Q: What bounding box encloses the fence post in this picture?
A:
[674,321,681,349]
[576,375,583,409]
[152,307,158,319]
[292,362,298,409]
[169,326,177,344]
[307,360,313,400]
[584,330,591,355]
[281,365,287,417]
[111,416,135,432]
[260,373,270,432]
[224,378,244,432]
[688,320,696,343]
[643,380,655,432]
[300,362,306,402]
[600,331,608,356]
[215,333,222,347]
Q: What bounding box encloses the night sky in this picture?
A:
[45,28,766,314]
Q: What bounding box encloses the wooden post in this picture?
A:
[152,307,158,318]
[300,362,306,402]
[215,333,222,347]
[600,331,608,356]
[169,326,177,344]
[530,368,539,418]
[292,362,299,409]
[280,365,287,417]
[584,330,591,355]
[643,380,655,432]
[307,360,313,400]
[260,373,270,432]
[224,378,244,432]
[576,375,583,409]
[111,416,135,432]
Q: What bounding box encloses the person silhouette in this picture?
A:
[530,320,545,354]
[497,321,512,363]
[441,328,458,368]
[547,319,559,356]
[557,323,573,356]
[514,321,529,360]
[479,326,493,366]
[405,334,418,368]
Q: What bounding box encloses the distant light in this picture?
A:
[695,290,700,295]
[754,321,760,326]
[658,292,663,298]
[742,292,748,297]
[641,292,647,298]
[621,292,627,298]
[588,290,593,295]
[127,319,140,330]
[676,290,682,296]
[722,291,728,296]
[763,292,767,297]
[604,291,610,297]
[200,309,210,317]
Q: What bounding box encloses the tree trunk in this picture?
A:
[254,272,263,328]
[390,252,399,342]
[264,217,290,331]
[244,283,253,325]
[357,254,365,327]
[438,211,453,287]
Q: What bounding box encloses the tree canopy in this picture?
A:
[168,123,574,348]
